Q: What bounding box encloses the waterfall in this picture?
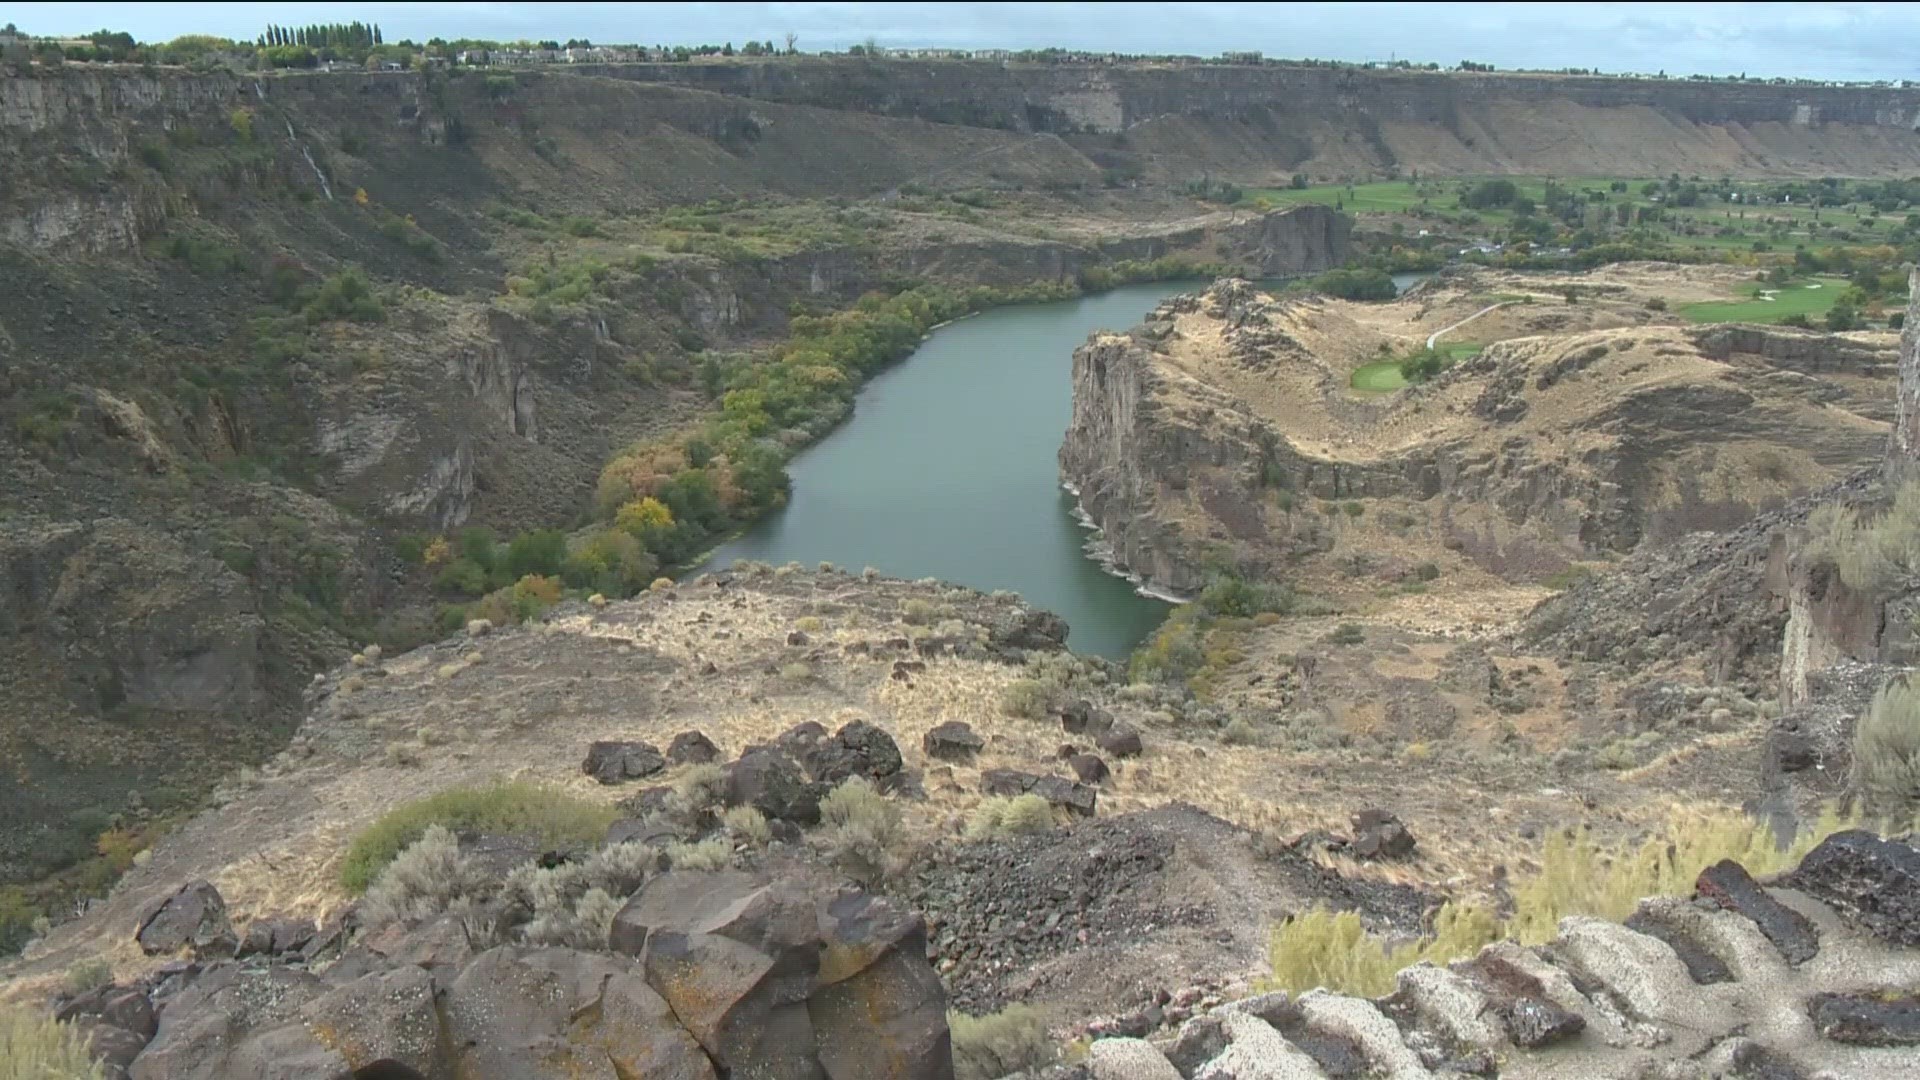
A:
[282,120,334,201]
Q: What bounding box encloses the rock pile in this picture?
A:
[72,869,952,1079]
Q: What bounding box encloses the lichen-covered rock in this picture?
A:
[134,881,236,958]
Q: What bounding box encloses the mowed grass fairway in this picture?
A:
[1680,277,1850,324]
[1350,360,1409,391]
[1350,342,1481,392]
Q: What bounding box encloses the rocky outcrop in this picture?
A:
[1075,832,1920,1079]
[1061,278,1891,595]
[79,871,952,1080]
[592,58,1920,178]
[1889,268,1920,485]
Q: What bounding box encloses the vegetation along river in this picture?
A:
[696,282,1199,658]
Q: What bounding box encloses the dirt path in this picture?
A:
[1427,301,1515,349]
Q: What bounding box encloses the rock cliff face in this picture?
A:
[1062,276,1895,596]
[595,58,1920,178]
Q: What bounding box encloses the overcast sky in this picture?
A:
[8,2,1918,81]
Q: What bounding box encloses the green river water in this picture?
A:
[694,282,1199,658]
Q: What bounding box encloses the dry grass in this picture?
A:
[1264,803,1861,995]
[1,1008,103,1080]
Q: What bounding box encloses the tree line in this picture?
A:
[257,23,382,49]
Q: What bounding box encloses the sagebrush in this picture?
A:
[339,782,616,892]
[819,777,907,883]
[1854,678,1920,818]
[950,1004,1057,1080]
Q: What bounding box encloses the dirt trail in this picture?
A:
[1427,301,1515,348]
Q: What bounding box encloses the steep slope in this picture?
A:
[595,57,1920,180]
[0,63,1349,895]
[1060,271,1894,595]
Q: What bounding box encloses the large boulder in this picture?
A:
[1095,723,1143,759]
[922,721,985,762]
[811,892,953,1080]
[443,947,716,1080]
[668,730,722,765]
[134,881,236,958]
[804,720,905,787]
[1787,830,1920,946]
[128,966,349,1080]
[726,749,825,825]
[1350,809,1416,861]
[299,966,441,1076]
[237,915,316,960]
[614,870,952,1080]
[584,740,667,784]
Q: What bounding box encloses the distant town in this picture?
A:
[0,22,1908,88]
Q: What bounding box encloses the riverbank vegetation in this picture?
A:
[415,258,1222,631]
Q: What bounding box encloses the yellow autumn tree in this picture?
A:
[615,497,676,549]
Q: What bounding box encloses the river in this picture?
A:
[693,282,1198,658]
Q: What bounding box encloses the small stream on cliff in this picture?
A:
[693,282,1198,658]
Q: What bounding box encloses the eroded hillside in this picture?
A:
[1062,268,1895,597]
[0,63,1347,895]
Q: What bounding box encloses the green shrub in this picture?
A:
[1329,623,1365,645]
[1310,268,1396,301]
[301,268,385,324]
[339,782,616,893]
[0,887,40,956]
[950,1004,1057,1080]
[1804,481,1920,592]
[722,805,772,847]
[964,794,1055,841]
[665,838,732,871]
[359,825,493,928]
[1,1009,104,1080]
[1854,677,1920,818]
[998,678,1056,719]
[818,777,906,884]
[64,957,114,995]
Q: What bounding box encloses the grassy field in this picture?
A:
[1350,341,1481,393]
[1350,360,1409,391]
[1679,276,1850,324]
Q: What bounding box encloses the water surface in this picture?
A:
[695,283,1197,657]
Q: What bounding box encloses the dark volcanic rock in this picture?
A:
[1625,911,1733,984]
[980,768,1097,816]
[1695,859,1819,963]
[1808,991,1920,1046]
[667,730,721,765]
[922,721,985,762]
[1787,830,1920,946]
[726,750,825,826]
[583,740,667,784]
[804,719,904,787]
[1502,996,1586,1048]
[1068,754,1110,785]
[912,807,1225,1013]
[135,881,236,958]
[1095,723,1143,758]
[1349,809,1416,861]
[237,916,317,960]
